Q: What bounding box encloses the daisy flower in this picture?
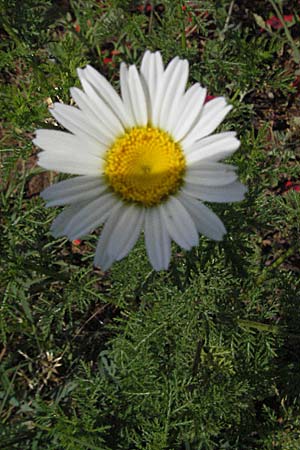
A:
[34,50,247,271]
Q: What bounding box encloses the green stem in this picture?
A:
[220,0,235,40]
[237,319,281,334]
[179,0,187,50]
[257,242,299,285]
[237,319,300,340]
[268,0,300,63]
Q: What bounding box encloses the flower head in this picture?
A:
[266,14,294,30]
[34,51,247,271]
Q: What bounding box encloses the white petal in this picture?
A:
[140,51,164,121]
[34,129,106,158]
[107,204,145,260]
[94,241,115,272]
[93,202,144,270]
[93,203,123,270]
[41,175,100,198]
[79,65,130,128]
[171,84,207,141]
[139,51,152,119]
[160,196,198,250]
[126,65,148,126]
[75,73,125,137]
[38,152,102,175]
[181,98,232,147]
[50,203,85,238]
[144,207,171,271]
[159,59,189,131]
[185,162,238,187]
[34,129,104,175]
[188,161,237,171]
[120,63,136,127]
[63,193,117,239]
[70,87,123,142]
[151,56,180,127]
[50,103,111,146]
[178,192,226,241]
[182,181,248,203]
[140,50,151,80]
[185,132,240,164]
[41,176,106,207]
[70,88,112,142]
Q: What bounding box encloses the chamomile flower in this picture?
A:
[34,50,247,271]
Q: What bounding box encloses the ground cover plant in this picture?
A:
[1,0,300,448]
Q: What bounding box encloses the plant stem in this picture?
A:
[220,0,235,40]
[257,242,299,285]
[268,0,300,63]
[179,0,187,50]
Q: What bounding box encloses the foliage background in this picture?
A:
[0,0,300,448]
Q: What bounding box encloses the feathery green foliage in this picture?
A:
[1,0,300,448]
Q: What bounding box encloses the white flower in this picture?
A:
[34,50,247,271]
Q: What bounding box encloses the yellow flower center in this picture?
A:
[104,126,186,207]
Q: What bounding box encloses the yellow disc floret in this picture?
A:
[104,127,186,207]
